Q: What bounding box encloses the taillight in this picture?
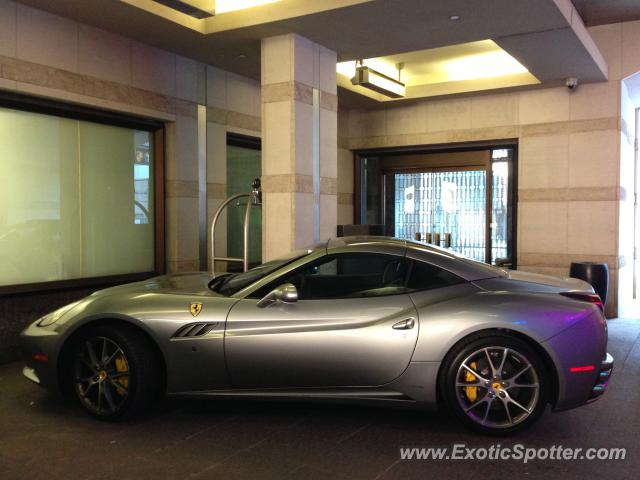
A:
[560,292,604,312]
[569,365,596,373]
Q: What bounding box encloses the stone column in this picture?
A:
[261,34,338,261]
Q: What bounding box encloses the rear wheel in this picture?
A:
[440,333,549,435]
[70,325,161,420]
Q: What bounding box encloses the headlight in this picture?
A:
[37,301,81,327]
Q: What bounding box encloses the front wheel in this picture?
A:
[440,333,550,435]
[70,325,161,420]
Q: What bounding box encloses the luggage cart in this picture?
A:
[210,178,261,273]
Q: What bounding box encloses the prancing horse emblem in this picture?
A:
[190,302,203,317]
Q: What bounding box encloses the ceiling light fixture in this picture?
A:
[351,62,406,98]
[215,0,280,14]
[449,15,460,21]
[152,0,280,17]
[443,50,528,81]
[153,0,214,18]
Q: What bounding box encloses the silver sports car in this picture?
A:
[21,236,613,434]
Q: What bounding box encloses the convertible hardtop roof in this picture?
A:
[327,235,452,255]
[325,236,505,282]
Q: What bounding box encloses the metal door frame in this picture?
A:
[354,141,518,268]
[634,107,639,299]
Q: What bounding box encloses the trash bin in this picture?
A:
[569,262,609,304]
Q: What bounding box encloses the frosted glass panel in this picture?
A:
[0,107,155,287]
[80,124,154,276]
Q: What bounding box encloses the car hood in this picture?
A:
[91,272,221,298]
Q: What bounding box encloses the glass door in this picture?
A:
[359,146,516,267]
[390,169,488,262]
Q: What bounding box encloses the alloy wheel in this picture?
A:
[73,336,130,416]
[455,346,540,429]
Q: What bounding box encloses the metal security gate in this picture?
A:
[358,145,516,267]
[392,169,487,262]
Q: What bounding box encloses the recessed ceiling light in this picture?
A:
[449,15,461,21]
[215,0,281,14]
[443,50,528,81]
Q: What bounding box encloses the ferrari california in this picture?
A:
[20,236,613,434]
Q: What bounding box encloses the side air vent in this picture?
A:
[172,322,219,338]
[153,0,214,19]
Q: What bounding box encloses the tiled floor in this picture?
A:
[1,318,639,480]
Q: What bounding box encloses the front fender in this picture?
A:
[23,289,237,395]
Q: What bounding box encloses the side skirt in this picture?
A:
[167,361,441,411]
[167,389,434,410]
[169,387,411,402]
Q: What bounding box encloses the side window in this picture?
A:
[407,260,464,291]
[254,253,411,300]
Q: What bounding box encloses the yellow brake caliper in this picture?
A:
[464,361,478,402]
[114,354,129,396]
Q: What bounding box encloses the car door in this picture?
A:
[224,253,419,388]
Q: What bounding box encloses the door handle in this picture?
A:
[392,318,415,330]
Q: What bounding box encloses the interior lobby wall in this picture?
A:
[1,0,638,319]
[337,22,640,317]
[0,0,262,275]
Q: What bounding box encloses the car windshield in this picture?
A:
[210,250,312,296]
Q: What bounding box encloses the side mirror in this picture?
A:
[256,283,298,308]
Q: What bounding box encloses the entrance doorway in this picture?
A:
[356,145,516,267]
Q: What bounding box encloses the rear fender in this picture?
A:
[410,290,598,363]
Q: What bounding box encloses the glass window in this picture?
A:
[257,253,411,300]
[134,131,152,225]
[226,143,261,269]
[254,254,465,300]
[213,249,311,297]
[407,260,464,291]
[359,156,382,224]
[0,106,155,287]
[357,146,517,267]
[490,149,511,265]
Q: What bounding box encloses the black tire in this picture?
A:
[439,332,550,435]
[68,324,162,420]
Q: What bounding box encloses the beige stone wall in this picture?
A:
[261,34,338,261]
[205,66,261,272]
[0,0,261,274]
[337,22,640,316]
[337,109,355,225]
